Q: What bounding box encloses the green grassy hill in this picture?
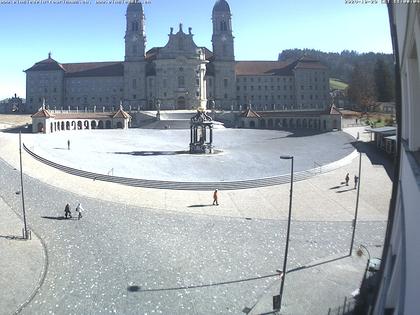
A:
[330,78,348,90]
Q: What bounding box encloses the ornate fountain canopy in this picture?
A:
[190,109,213,125]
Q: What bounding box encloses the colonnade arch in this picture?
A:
[47,118,117,133]
[244,117,330,131]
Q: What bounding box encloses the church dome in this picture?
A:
[127,1,143,12]
[212,0,231,14]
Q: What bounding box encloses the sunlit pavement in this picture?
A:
[0,123,392,314]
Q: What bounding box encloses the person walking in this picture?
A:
[354,175,359,189]
[345,173,350,186]
[64,203,72,219]
[213,189,219,206]
[67,139,70,150]
[75,203,84,220]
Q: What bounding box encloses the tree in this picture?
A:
[374,59,394,102]
[347,63,376,112]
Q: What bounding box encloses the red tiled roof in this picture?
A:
[62,62,123,77]
[235,56,327,76]
[25,57,66,72]
[31,108,53,118]
[112,107,131,119]
[257,110,325,118]
[31,110,131,120]
[329,104,342,115]
[241,108,260,118]
[53,113,114,119]
[236,61,293,76]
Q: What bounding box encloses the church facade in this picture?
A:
[25,0,330,113]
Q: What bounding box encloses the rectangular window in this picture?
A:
[224,78,228,88]
[132,79,137,89]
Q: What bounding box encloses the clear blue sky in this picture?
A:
[0,0,392,100]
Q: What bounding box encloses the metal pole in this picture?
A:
[350,151,362,255]
[19,131,28,239]
[278,156,294,312]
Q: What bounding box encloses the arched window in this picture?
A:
[178,76,185,88]
[220,21,227,31]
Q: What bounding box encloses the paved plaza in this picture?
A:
[0,115,393,314]
[24,128,355,182]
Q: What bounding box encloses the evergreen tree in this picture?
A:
[374,59,394,102]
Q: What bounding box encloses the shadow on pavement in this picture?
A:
[41,216,74,221]
[336,188,356,193]
[285,129,328,138]
[2,125,32,134]
[288,254,350,274]
[351,141,395,180]
[0,234,26,241]
[111,150,189,156]
[127,273,279,293]
[188,204,212,208]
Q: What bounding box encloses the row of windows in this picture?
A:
[237,85,293,91]
[237,76,293,83]
[238,95,294,101]
[300,85,328,90]
[301,94,328,100]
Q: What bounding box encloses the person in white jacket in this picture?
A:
[75,203,84,220]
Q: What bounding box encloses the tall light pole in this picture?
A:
[349,150,362,256]
[277,155,294,312]
[19,130,28,239]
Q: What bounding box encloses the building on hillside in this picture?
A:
[31,104,131,134]
[24,0,330,115]
[363,3,420,315]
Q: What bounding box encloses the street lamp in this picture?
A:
[349,146,362,256]
[277,155,294,312]
[19,129,29,239]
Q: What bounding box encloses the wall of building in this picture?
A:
[236,75,296,110]
[293,68,329,110]
[64,76,124,109]
[373,4,420,314]
[26,70,64,112]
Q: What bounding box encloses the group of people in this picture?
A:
[64,203,84,220]
[345,173,359,189]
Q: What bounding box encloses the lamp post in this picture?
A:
[277,155,294,312]
[349,150,362,256]
[19,129,28,239]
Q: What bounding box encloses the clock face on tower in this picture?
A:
[221,35,227,41]
[132,35,138,42]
